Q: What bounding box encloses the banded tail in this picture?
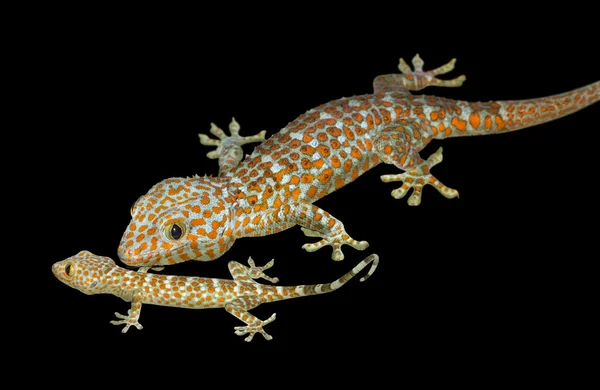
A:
[449,81,599,137]
[277,254,379,298]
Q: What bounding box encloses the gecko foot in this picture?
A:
[234,313,277,342]
[110,310,143,333]
[301,228,369,261]
[399,54,466,88]
[198,117,266,159]
[381,147,459,206]
[245,257,279,283]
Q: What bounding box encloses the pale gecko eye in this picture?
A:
[165,222,186,241]
[65,263,75,278]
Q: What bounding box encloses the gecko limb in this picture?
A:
[198,117,266,175]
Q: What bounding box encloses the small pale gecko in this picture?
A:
[52,250,378,341]
[117,54,599,268]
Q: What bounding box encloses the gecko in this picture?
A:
[118,54,599,268]
[52,250,378,341]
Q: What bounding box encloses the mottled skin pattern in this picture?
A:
[52,251,378,341]
[118,54,600,268]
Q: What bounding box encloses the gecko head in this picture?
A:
[52,251,117,295]
[117,176,236,267]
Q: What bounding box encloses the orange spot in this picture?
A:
[290,175,300,185]
[291,187,301,200]
[484,116,492,130]
[301,158,313,169]
[316,145,330,157]
[327,127,342,137]
[343,160,353,172]
[394,106,403,117]
[451,117,467,132]
[246,195,258,205]
[318,168,333,184]
[301,145,315,155]
[351,147,362,159]
[191,218,206,226]
[343,126,355,140]
[331,155,341,168]
[307,186,318,198]
[302,174,315,183]
[495,115,506,131]
[366,114,374,129]
[469,112,480,129]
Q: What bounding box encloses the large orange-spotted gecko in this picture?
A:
[52,251,378,341]
[118,54,599,268]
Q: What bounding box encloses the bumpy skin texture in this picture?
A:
[118,54,599,267]
[52,251,378,341]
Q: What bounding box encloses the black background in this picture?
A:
[22,5,598,383]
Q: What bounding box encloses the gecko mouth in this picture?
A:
[117,244,187,267]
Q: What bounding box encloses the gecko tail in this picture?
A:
[497,80,599,132]
[297,254,379,296]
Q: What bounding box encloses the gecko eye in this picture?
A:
[64,263,75,278]
[165,221,186,241]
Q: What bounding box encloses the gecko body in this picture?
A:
[118,54,599,267]
[52,251,378,341]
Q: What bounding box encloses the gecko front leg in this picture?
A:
[110,290,143,333]
[198,117,266,175]
[238,200,369,261]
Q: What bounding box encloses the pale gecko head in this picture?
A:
[117,176,236,267]
[52,251,117,295]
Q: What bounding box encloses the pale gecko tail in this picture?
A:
[497,80,600,132]
[276,254,379,299]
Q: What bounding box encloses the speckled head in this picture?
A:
[118,176,236,267]
[52,251,117,295]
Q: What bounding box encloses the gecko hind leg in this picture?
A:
[374,127,458,205]
[381,147,459,206]
[225,297,276,342]
[374,54,466,93]
[228,257,279,283]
